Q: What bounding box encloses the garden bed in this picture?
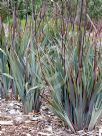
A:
[0,99,101,136]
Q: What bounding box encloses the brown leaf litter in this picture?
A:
[0,99,101,136]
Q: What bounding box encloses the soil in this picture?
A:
[0,98,102,136]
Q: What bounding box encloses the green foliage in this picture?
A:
[0,0,102,132]
[0,4,9,21]
[88,0,102,20]
[7,27,42,113]
[0,47,11,98]
[41,32,102,132]
[0,17,42,113]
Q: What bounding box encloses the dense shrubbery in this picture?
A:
[0,0,102,20]
[0,0,102,133]
[88,0,102,20]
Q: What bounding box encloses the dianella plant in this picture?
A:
[0,0,102,132]
[41,0,102,132]
[0,0,43,113]
[7,24,42,113]
[41,30,102,132]
[0,14,14,99]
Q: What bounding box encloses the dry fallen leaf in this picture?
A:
[37,132,52,136]
[0,121,13,125]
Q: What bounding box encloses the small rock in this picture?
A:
[8,109,16,115]
[0,131,3,135]
[24,120,32,124]
[0,121,13,125]
[13,117,24,125]
[45,126,52,133]
[8,109,22,115]
[23,115,29,120]
[99,128,102,136]
[26,134,31,136]
[2,128,5,132]
[38,132,52,136]
[29,116,42,121]
[8,102,14,107]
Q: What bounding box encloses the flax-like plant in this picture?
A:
[40,33,102,132]
[0,47,13,98]
[0,0,53,113]
[0,16,14,98]
[7,31,42,113]
[39,0,102,132]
